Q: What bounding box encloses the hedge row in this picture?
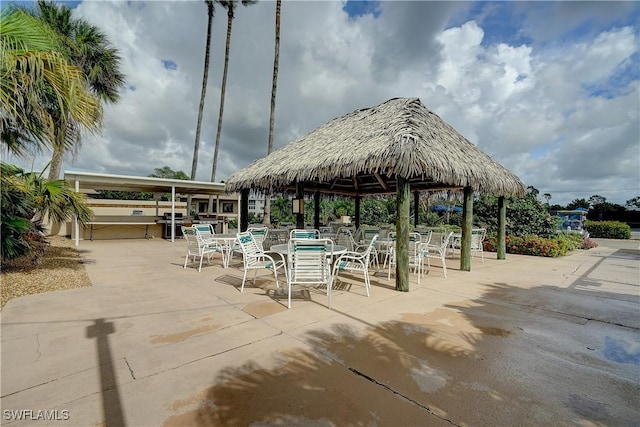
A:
[584,220,631,239]
[484,233,597,257]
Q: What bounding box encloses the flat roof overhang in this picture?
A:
[64,171,228,245]
[64,171,226,195]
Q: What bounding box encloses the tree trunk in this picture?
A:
[47,123,68,180]
[191,0,214,181]
[263,0,281,227]
[211,3,234,182]
[497,196,506,260]
[48,146,63,181]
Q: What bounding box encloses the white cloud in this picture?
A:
[12,1,639,207]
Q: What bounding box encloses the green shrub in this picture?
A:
[474,192,556,238]
[584,220,631,239]
[484,232,595,257]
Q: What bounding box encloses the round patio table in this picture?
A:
[270,243,348,258]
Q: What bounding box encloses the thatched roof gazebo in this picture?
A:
[226,97,526,291]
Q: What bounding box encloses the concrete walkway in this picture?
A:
[1,238,638,426]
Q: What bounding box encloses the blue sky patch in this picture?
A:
[583,52,639,99]
[449,2,533,47]
[162,59,178,71]
[128,85,136,92]
[343,0,381,19]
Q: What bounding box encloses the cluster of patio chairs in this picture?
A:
[181,222,487,308]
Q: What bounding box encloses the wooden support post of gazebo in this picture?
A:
[313,191,321,230]
[355,196,361,229]
[395,176,410,291]
[460,186,473,271]
[413,191,420,228]
[240,189,249,232]
[497,196,506,260]
[295,182,304,229]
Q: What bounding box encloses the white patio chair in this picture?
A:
[471,228,487,262]
[192,223,216,243]
[289,228,319,240]
[387,232,423,282]
[286,238,333,308]
[247,225,269,251]
[336,227,357,251]
[332,235,378,298]
[421,231,455,278]
[236,231,287,292]
[182,226,224,272]
[381,231,396,269]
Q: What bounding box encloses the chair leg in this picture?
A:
[198,255,204,272]
[272,264,280,289]
[363,268,370,297]
[241,267,248,292]
[441,255,447,278]
[183,254,188,269]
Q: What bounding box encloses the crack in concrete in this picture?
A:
[346,366,460,426]
[125,357,136,380]
[34,334,42,362]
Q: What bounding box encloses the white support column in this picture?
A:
[74,178,80,246]
[171,186,176,242]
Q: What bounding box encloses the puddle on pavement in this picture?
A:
[603,336,640,365]
[242,301,287,318]
[149,324,221,344]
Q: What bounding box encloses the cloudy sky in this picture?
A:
[10,0,640,206]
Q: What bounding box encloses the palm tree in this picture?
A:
[0,7,101,157]
[191,0,215,182]
[28,0,125,181]
[210,0,257,182]
[262,0,281,226]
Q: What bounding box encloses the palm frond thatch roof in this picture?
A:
[225,97,526,197]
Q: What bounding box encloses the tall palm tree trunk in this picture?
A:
[210,2,234,182]
[191,0,215,181]
[262,0,281,226]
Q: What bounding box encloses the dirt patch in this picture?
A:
[1,236,92,309]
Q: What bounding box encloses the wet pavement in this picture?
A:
[1,237,638,426]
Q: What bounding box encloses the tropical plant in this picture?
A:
[1,162,92,266]
[210,0,257,182]
[262,0,281,226]
[24,0,125,180]
[0,6,101,157]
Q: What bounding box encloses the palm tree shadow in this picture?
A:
[162,281,640,426]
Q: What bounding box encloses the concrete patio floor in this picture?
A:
[1,237,639,426]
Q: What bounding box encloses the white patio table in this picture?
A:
[270,243,348,267]
[208,233,238,268]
